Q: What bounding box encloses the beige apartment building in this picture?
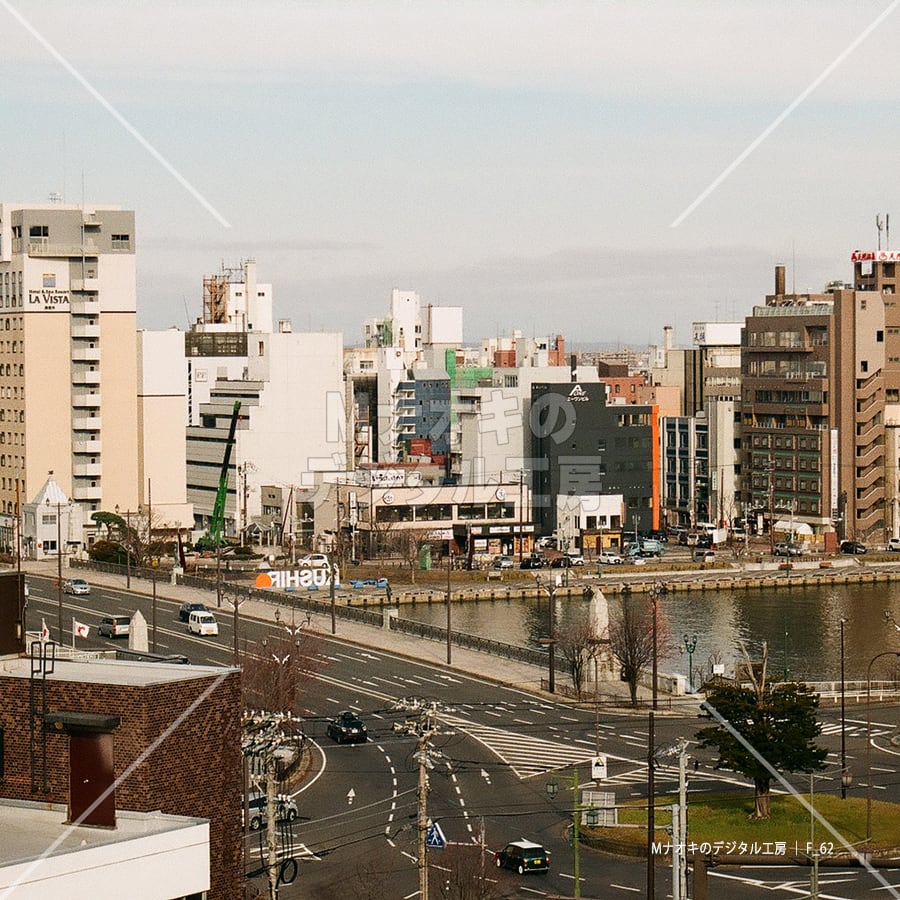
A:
[0,203,139,551]
[741,262,893,545]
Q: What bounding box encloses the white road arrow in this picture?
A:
[347,788,356,806]
[481,769,491,785]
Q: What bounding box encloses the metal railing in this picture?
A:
[72,559,546,666]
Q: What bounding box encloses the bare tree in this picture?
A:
[378,525,434,584]
[608,594,670,706]
[241,623,322,717]
[556,608,605,697]
[431,844,514,899]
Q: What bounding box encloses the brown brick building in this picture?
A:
[0,656,242,899]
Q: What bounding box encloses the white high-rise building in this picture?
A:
[0,202,139,550]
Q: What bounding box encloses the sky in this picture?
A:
[4,0,900,347]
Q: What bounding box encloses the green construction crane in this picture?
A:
[208,400,241,547]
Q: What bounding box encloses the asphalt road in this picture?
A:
[23,574,900,899]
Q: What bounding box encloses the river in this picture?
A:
[400,581,900,685]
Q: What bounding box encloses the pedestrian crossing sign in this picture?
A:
[591,755,607,781]
[426,821,447,849]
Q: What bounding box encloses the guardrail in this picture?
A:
[71,559,547,666]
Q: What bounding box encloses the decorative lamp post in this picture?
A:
[682,633,698,692]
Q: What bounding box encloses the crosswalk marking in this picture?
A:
[439,713,598,778]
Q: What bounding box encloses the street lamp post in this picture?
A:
[546,769,582,898]
[535,575,558,693]
[446,552,452,665]
[647,583,662,900]
[840,617,848,799]
[866,650,900,843]
[49,498,63,641]
[682,634,697,692]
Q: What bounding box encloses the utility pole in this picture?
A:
[417,725,430,900]
[767,454,776,556]
[266,753,279,900]
[414,705,437,900]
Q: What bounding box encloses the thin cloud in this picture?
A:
[0,0,232,228]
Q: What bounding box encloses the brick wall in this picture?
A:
[0,665,242,899]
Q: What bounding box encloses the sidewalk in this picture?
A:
[21,559,701,715]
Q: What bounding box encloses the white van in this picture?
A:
[188,610,219,636]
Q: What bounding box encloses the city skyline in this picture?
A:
[4,1,900,343]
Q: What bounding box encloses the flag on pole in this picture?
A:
[40,618,50,641]
[73,620,90,638]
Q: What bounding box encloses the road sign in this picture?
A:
[591,754,608,781]
[426,821,447,849]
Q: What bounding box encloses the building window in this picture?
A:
[111,233,130,250]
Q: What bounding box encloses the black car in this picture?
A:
[840,541,867,555]
[520,555,545,569]
[179,602,209,622]
[326,711,368,744]
[495,840,550,875]
[549,556,573,568]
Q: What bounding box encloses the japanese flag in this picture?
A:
[74,620,90,638]
[40,619,50,641]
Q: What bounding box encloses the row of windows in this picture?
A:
[0,410,24,423]
[0,454,23,469]
[0,433,24,446]
[375,502,516,523]
[744,360,828,377]
[754,390,825,404]
[0,317,23,330]
[749,433,822,451]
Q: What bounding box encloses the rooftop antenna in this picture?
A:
[876,214,884,250]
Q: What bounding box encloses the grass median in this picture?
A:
[586,792,900,855]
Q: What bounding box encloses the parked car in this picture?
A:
[774,543,803,557]
[495,840,550,875]
[492,555,515,570]
[840,541,867,555]
[535,536,557,550]
[298,553,330,569]
[693,549,716,563]
[63,578,91,596]
[549,555,573,568]
[187,610,219,636]
[889,537,900,552]
[244,791,299,831]
[178,602,208,622]
[564,551,585,566]
[327,710,368,744]
[520,554,545,569]
[98,616,130,638]
[597,551,623,565]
